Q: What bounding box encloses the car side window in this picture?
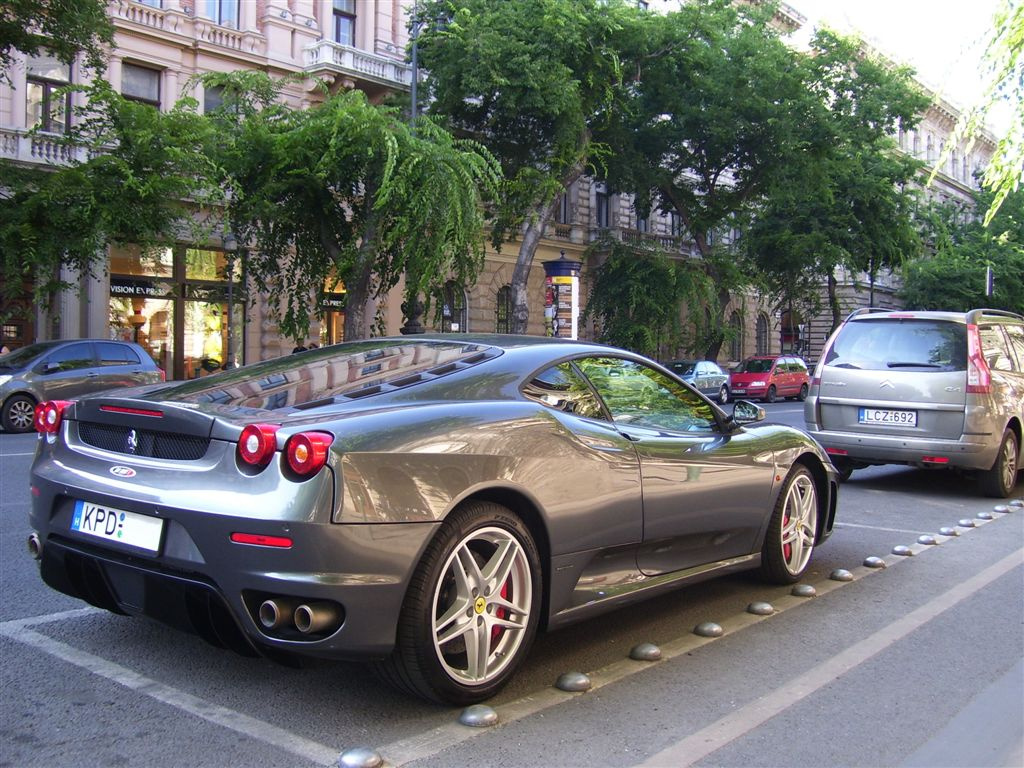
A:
[1003,325,1024,372]
[98,342,141,366]
[576,356,716,432]
[979,326,1015,372]
[523,362,606,420]
[43,343,93,372]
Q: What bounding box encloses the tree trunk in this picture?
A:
[344,213,379,340]
[827,272,841,333]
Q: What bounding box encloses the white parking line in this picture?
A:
[0,613,340,766]
[835,522,930,535]
[638,547,1024,767]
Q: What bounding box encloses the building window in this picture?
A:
[137,0,162,7]
[635,203,648,233]
[669,212,684,237]
[333,0,356,45]
[495,284,513,333]
[441,280,467,332]
[204,84,224,113]
[755,313,769,355]
[926,134,935,162]
[199,0,239,28]
[26,55,71,134]
[122,63,161,108]
[912,133,920,157]
[595,186,610,229]
[729,311,742,360]
[556,190,572,224]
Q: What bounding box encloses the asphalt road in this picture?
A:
[1,403,1021,768]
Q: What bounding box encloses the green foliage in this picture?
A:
[199,73,501,339]
[0,0,113,76]
[901,188,1024,314]
[583,239,690,358]
[935,0,1023,227]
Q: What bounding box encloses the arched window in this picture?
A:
[912,133,920,157]
[926,134,935,162]
[729,311,743,360]
[441,281,467,333]
[495,284,513,333]
[755,313,769,355]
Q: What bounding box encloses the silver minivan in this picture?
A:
[804,308,1024,497]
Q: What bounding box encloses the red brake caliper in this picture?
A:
[783,510,792,561]
[490,580,510,649]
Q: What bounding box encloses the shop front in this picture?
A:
[109,245,243,381]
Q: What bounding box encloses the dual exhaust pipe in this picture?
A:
[258,597,342,635]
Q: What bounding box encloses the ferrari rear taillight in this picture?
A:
[33,400,73,435]
[965,323,992,394]
[285,432,333,477]
[237,424,279,468]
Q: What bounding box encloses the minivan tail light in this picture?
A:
[965,324,991,394]
[34,400,74,435]
[285,432,333,477]
[238,424,279,468]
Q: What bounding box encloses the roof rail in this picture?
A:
[965,308,1024,323]
[843,307,890,322]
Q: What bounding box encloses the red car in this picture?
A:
[729,355,809,403]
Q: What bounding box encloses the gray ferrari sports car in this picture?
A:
[28,335,838,704]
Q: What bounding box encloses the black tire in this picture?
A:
[979,430,1019,498]
[763,385,777,404]
[759,465,818,584]
[797,383,808,402]
[832,459,854,483]
[718,385,729,404]
[376,500,542,705]
[2,394,36,433]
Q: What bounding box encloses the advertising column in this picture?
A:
[543,251,582,339]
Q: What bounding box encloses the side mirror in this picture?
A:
[732,400,765,424]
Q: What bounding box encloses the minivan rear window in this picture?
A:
[825,319,967,371]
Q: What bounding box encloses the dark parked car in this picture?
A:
[665,359,730,403]
[729,355,810,403]
[805,308,1024,496]
[28,336,837,704]
[0,339,164,432]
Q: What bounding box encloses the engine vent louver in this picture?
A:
[78,422,209,460]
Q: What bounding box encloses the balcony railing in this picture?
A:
[0,128,87,166]
[304,41,412,89]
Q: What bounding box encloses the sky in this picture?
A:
[788,0,1004,123]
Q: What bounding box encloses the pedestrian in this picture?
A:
[0,344,9,355]
[308,342,318,349]
[291,342,306,354]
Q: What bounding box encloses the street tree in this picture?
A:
[0,81,219,316]
[414,0,636,334]
[901,188,1024,314]
[598,0,817,360]
[744,29,928,331]
[0,0,113,77]
[202,73,502,340]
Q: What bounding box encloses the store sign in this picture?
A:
[110,277,173,298]
[320,292,347,311]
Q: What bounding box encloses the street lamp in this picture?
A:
[223,232,237,369]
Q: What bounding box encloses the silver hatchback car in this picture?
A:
[805,308,1024,497]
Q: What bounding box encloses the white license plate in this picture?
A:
[71,501,164,553]
[858,408,918,427]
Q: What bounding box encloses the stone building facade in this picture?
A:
[0,0,998,378]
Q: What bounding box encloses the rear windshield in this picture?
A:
[825,319,967,371]
[152,340,498,410]
[733,358,773,374]
[667,362,696,376]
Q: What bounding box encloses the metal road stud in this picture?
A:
[747,602,774,616]
[938,527,959,537]
[829,569,854,582]
[993,505,1010,514]
[694,622,724,638]
[792,584,817,597]
[976,511,994,520]
[338,748,384,768]
[629,642,662,661]
[863,556,886,568]
[1009,499,1023,509]
[957,519,976,528]
[917,535,938,546]
[555,671,592,693]
[459,705,499,727]
[892,545,913,556]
